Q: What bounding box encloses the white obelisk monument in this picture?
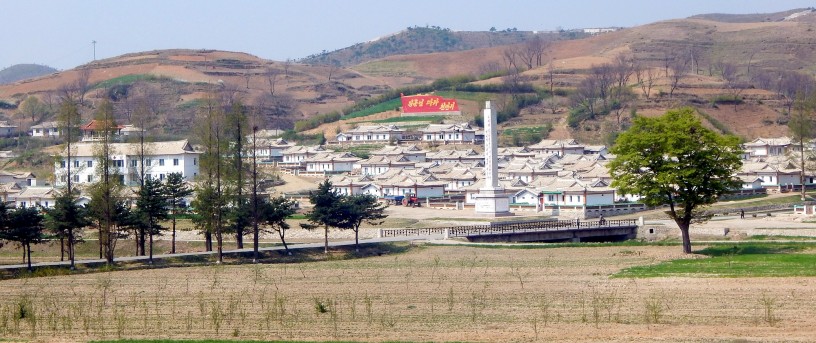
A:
[475,101,512,216]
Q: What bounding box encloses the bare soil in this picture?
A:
[0,244,814,342]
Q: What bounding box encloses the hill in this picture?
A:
[2,8,816,143]
[300,26,569,67]
[0,64,58,85]
[689,7,813,23]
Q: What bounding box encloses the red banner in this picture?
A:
[401,94,459,113]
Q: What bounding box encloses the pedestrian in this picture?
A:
[598,214,606,225]
[740,209,745,219]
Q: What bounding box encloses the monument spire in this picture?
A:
[475,100,512,217]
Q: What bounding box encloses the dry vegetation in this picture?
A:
[0,244,814,342]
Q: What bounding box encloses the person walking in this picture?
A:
[740,209,745,219]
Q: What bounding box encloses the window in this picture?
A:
[74,160,80,168]
[113,160,124,167]
[87,160,93,168]
[146,159,152,166]
[173,158,179,166]
[193,158,197,166]
[160,174,165,181]
[60,161,66,168]
[87,175,93,182]
[159,159,165,166]
[73,175,79,182]
[118,175,124,184]
[131,160,138,167]
[20,202,26,208]
[426,135,432,140]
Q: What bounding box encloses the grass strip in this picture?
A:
[614,243,816,278]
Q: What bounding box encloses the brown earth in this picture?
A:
[0,243,814,342]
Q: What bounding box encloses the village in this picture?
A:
[0,108,808,222]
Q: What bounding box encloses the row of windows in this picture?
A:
[62,158,193,168]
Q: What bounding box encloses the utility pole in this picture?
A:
[92,40,97,61]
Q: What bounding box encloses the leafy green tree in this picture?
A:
[303,180,344,254]
[135,177,168,264]
[44,190,88,269]
[608,107,742,253]
[336,194,388,252]
[0,206,45,271]
[164,172,192,254]
[259,196,298,256]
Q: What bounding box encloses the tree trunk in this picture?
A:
[800,142,807,201]
[323,224,329,254]
[172,217,177,254]
[205,231,212,251]
[279,230,291,256]
[98,226,103,259]
[68,232,75,270]
[60,237,65,261]
[26,243,32,272]
[149,232,154,264]
[236,231,243,249]
[216,229,223,263]
[139,228,146,256]
[678,222,692,254]
[253,225,259,263]
[354,227,360,252]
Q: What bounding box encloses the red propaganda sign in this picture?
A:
[400,94,459,113]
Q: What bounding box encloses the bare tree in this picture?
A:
[517,37,547,69]
[667,53,690,98]
[718,61,747,111]
[265,66,280,96]
[588,63,615,110]
[633,62,657,99]
[75,68,92,105]
[502,48,520,73]
[327,60,341,82]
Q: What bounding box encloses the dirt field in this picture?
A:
[0,244,814,342]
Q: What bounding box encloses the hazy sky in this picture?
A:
[3,0,814,70]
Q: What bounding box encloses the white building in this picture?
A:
[420,123,475,143]
[742,137,791,158]
[54,140,200,187]
[336,124,403,143]
[0,121,17,137]
[30,121,61,137]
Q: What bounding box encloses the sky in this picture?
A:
[2,0,814,70]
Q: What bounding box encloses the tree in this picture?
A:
[0,205,45,272]
[335,194,388,252]
[303,180,344,254]
[18,95,49,123]
[135,177,168,263]
[88,99,124,265]
[259,196,298,255]
[164,172,192,254]
[788,91,816,201]
[44,190,88,269]
[192,94,228,259]
[225,101,249,249]
[667,53,690,98]
[608,108,742,254]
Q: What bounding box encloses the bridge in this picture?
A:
[380,218,639,243]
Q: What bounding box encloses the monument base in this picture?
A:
[474,188,513,217]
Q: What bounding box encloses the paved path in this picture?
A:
[0,234,443,270]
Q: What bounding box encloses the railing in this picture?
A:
[380,218,638,238]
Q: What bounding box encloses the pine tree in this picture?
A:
[164,172,192,254]
[135,177,168,264]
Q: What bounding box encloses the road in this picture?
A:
[0,234,443,270]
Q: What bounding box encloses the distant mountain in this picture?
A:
[0,64,58,84]
[300,26,569,66]
[688,8,813,23]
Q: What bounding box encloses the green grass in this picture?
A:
[370,115,443,124]
[342,98,402,120]
[614,243,816,278]
[176,98,206,110]
[710,194,808,210]
[331,144,384,159]
[92,74,171,89]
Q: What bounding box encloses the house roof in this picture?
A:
[419,122,474,133]
[81,120,125,131]
[63,140,198,157]
[30,121,60,129]
[744,137,792,147]
[345,124,403,134]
